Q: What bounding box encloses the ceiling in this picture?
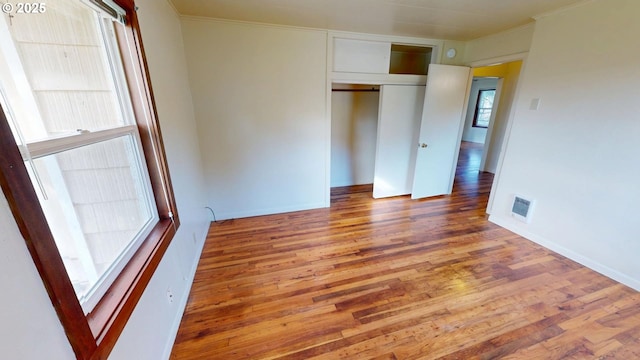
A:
[169,0,587,41]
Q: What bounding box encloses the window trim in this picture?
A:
[0,1,179,359]
[472,88,496,129]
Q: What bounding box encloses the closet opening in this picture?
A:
[330,84,380,200]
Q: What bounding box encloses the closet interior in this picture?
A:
[330,84,380,190]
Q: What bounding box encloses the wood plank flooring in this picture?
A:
[171,142,640,359]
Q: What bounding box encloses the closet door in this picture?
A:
[372,85,425,198]
[411,64,471,199]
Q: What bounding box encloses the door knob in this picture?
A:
[420,143,428,148]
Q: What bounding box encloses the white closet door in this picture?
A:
[411,64,471,199]
[373,85,425,198]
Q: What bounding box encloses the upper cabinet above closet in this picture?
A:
[330,34,442,85]
[333,38,391,74]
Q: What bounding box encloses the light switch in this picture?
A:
[530,98,541,110]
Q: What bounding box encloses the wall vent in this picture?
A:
[511,195,534,223]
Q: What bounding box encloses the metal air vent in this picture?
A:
[512,195,534,223]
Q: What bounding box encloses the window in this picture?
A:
[0,1,178,359]
[472,89,496,128]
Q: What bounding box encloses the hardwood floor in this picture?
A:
[171,141,640,359]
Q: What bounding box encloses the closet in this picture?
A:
[330,35,471,200]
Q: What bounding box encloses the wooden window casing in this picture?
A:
[0,1,179,359]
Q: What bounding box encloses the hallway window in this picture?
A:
[473,89,496,128]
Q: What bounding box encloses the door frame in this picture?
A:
[469,52,528,214]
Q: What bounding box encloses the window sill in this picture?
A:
[87,217,178,358]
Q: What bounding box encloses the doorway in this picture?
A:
[453,60,524,213]
[474,61,522,174]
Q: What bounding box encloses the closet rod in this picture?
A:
[332,89,380,92]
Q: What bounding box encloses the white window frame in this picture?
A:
[22,127,159,312]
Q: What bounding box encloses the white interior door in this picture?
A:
[373,85,425,198]
[411,64,471,199]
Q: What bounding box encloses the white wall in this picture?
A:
[0,193,75,359]
[181,19,328,220]
[464,23,534,64]
[0,0,209,358]
[330,90,378,187]
[489,0,640,290]
[110,0,209,359]
[461,78,497,144]
[440,40,466,66]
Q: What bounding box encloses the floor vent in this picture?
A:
[512,195,534,223]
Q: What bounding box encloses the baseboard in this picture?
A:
[489,214,640,292]
[215,201,327,220]
[160,221,209,359]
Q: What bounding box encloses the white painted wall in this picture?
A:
[330,90,378,187]
[464,24,534,64]
[110,0,209,358]
[439,40,466,66]
[0,193,75,359]
[0,0,209,358]
[461,78,497,144]
[181,19,328,220]
[489,0,640,290]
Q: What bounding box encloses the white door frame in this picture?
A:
[469,52,528,215]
